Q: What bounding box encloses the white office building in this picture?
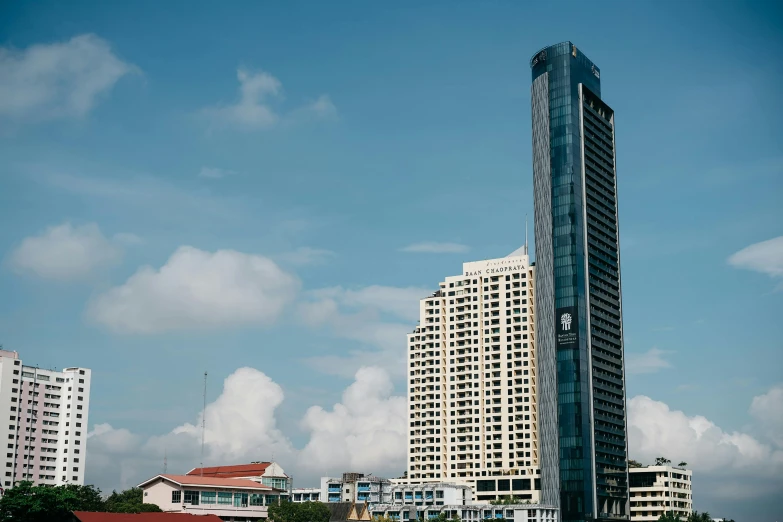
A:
[629,465,693,521]
[0,349,91,487]
[406,248,541,502]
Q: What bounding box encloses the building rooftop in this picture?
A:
[138,474,273,490]
[186,462,280,478]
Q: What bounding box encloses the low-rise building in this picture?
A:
[291,487,321,502]
[322,473,392,504]
[369,503,558,522]
[138,474,285,521]
[629,465,693,522]
[387,482,473,506]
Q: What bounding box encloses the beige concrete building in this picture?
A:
[629,465,692,521]
[406,248,540,502]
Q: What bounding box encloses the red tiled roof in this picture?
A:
[73,513,223,522]
[138,474,272,490]
[186,462,272,478]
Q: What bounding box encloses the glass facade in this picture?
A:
[530,42,629,522]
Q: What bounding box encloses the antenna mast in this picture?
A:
[200,371,207,476]
[163,447,167,474]
[525,214,529,255]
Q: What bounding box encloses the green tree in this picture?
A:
[269,500,330,522]
[677,462,687,468]
[490,496,525,505]
[0,481,104,522]
[654,457,672,466]
[628,459,643,468]
[686,511,712,522]
[103,487,162,513]
[657,513,683,522]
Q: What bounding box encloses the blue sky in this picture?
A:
[1,1,782,520]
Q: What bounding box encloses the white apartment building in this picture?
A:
[291,487,321,502]
[0,349,91,487]
[320,473,393,504]
[629,465,693,521]
[407,248,540,502]
[370,502,558,522]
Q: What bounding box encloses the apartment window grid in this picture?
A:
[407,259,540,500]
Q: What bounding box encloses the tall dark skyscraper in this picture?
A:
[530,42,630,522]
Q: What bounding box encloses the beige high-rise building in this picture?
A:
[406,247,541,502]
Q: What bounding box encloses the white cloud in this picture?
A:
[0,34,137,122]
[286,94,338,124]
[113,232,143,245]
[626,347,672,374]
[150,368,295,463]
[299,285,430,377]
[749,384,783,447]
[86,366,405,492]
[276,247,336,267]
[9,222,121,280]
[87,246,298,334]
[299,367,406,473]
[400,242,470,254]
[304,95,338,119]
[199,166,235,179]
[728,236,783,289]
[628,391,783,505]
[202,68,337,131]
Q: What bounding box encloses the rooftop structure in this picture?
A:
[187,461,291,492]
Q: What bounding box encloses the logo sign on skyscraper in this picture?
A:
[556,306,578,347]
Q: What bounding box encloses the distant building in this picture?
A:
[629,465,692,521]
[291,486,321,502]
[387,482,472,505]
[322,473,393,504]
[369,503,559,522]
[0,349,91,487]
[406,251,541,502]
[187,461,292,494]
[138,474,283,521]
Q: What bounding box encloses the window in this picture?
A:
[172,491,181,503]
[183,490,200,505]
[201,491,216,504]
[234,492,249,507]
[250,493,264,506]
[218,492,232,505]
[477,480,495,492]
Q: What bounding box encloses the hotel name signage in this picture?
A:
[464,264,526,277]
